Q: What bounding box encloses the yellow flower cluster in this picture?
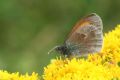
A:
[0,70,39,80]
[43,25,120,80]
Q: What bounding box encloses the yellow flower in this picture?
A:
[43,25,120,80]
[0,70,39,80]
[43,58,114,80]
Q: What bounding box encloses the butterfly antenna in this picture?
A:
[48,46,58,54]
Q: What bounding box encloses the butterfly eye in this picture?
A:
[56,46,67,52]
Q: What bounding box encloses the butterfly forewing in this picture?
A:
[65,13,103,56]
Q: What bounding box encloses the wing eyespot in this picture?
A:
[79,33,86,39]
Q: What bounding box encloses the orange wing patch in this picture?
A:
[68,20,91,38]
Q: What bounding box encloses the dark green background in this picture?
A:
[0,0,120,74]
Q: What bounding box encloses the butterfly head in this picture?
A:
[55,45,68,55]
[48,45,69,56]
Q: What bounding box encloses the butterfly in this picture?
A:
[48,13,103,58]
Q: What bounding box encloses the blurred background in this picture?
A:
[0,0,120,74]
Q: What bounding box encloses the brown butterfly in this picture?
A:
[48,13,103,58]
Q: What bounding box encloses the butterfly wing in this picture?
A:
[65,13,103,56]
